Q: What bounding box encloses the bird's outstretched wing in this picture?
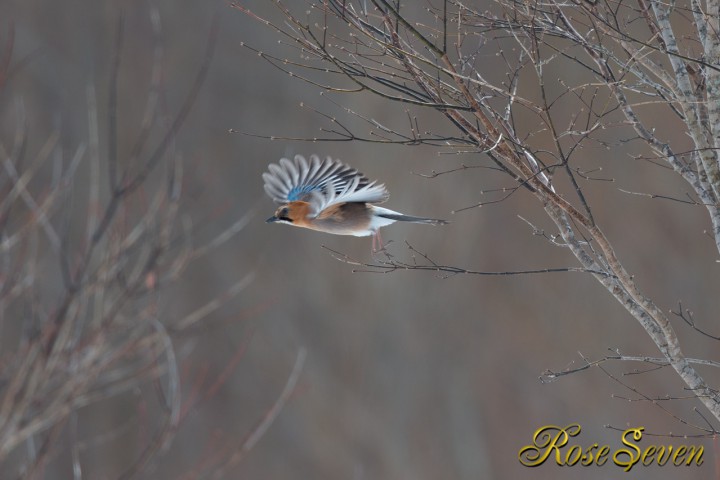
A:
[263,154,389,217]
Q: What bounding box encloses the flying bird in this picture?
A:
[263,154,448,251]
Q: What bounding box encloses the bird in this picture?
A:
[263,154,448,251]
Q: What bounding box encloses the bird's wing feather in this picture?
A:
[262,154,389,217]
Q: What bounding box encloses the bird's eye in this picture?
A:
[276,207,291,221]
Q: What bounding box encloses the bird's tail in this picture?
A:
[376,212,449,225]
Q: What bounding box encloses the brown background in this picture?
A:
[1,0,717,478]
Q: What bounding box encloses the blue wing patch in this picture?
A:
[288,184,321,201]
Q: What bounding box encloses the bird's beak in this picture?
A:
[266,215,279,223]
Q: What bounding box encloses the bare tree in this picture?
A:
[0,10,303,478]
[236,0,720,430]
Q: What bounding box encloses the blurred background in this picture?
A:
[0,0,718,478]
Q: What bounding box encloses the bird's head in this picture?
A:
[266,201,311,226]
